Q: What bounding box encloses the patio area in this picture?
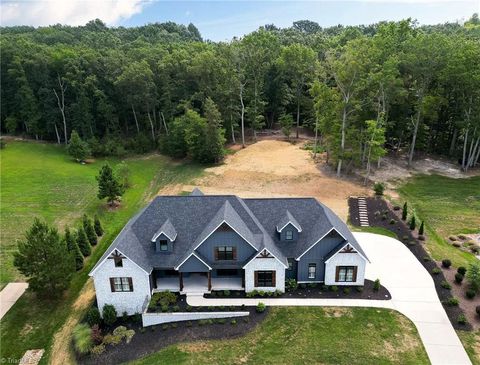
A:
[154,276,179,292]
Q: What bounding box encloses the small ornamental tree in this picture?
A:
[102,304,117,326]
[83,214,97,246]
[65,227,84,271]
[409,215,416,230]
[96,163,124,206]
[467,262,480,292]
[13,219,75,296]
[279,113,294,140]
[402,202,408,221]
[94,215,104,236]
[418,221,424,235]
[67,130,90,162]
[76,226,91,257]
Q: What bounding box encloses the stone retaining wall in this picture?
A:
[142,311,249,327]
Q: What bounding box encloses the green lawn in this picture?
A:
[131,307,429,365]
[0,141,204,363]
[351,225,398,239]
[397,174,480,268]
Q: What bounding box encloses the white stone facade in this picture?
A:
[92,256,151,316]
[324,251,366,286]
[244,256,285,293]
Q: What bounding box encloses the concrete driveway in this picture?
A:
[187,233,472,365]
[0,282,28,320]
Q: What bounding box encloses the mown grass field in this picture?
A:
[0,141,204,363]
[397,174,480,268]
[131,307,429,365]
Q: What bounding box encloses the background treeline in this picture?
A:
[1,16,480,171]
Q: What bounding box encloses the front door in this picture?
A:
[286,258,297,280]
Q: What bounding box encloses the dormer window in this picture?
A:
[159,240,168,251]
[114,257,123,267]
[285,230,293,240]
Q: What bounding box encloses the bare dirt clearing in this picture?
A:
[175,140,369,220]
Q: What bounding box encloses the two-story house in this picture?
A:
[89,189,368,315]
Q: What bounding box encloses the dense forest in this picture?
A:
[1,16,480,172]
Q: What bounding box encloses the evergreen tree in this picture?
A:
[76,227,91,257]
[65,227,84,271]
[279,113,294,140]
[419,221,425,235]
[67,130,90,162]
[13,219,74,296]
[402,202,408,221]
[409,215,416,230]
[96,163,124,206]
[82,214,97,246]
[94,215,104,236]
[203,98,226,163]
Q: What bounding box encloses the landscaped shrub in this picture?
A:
[449,235,458,241]
[343,287,350,295]
[466,289,476,299]
[256,302,266,313]
[454,273,464,284]
[389,219,396,225]
[418,221,424,235]
[122,311,128,322]
[73,323,93,354]
[373,182,385,196]
[162,324,169,331]
[91,344,106,356]
[285,278,298,291]
[321,285,329,291]
[230,305,236,311]
[274,289,283,297]
[93,215,104,236]
[172,323,178,328]
[102,304,117,326]
[208,306,215,311]
[457,314,467,325]
[216,318,227,324]
[85,307,101,327]
[445,297,459,306]
[441,259,452,268]
[440,280,451,289]
[457,266,467,276]
[91,324,103,344]
[150,325,156,332]
[476,305,480,316]
[453,242,461,247]
[186,321,193,327]
[467,262,480,292]
[381,213,387,221]
[418,235,425,241]
[393,205,401,211]
[373,279,380,292]
[153,291,177,307]
[186,305,193,312]
[330,285,338,292]
[243,317,249,323]
[112,325,135,343]
[161,305,168,313]
[356,286,364,292]
[409,216,416,230]
[231,319,237,325]
[308,282,317,288]
[432,267,441,275]
[401,202,408,220]
[133,313,142,324]
[223,290,230,296]
[423,256,431,262]
[470,246,480,254]
[206,319,214,325]
[299,283,307,289]
[172,305,180,312]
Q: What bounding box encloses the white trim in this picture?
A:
[324,242,367,264]
[243,248,288,269]
[151,231,177,242]
[192,220,258,252]
[89,248,150,276]
[175,252,212,271]
[276,221,302,233]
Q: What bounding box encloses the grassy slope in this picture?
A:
[397,174,480,268]
[351,225,398,239]
[131,307,429,365]
[0,141,204,363]
[458,330,480,365]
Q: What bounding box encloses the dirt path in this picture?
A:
[50,280,95,365]
[162,140,369,221]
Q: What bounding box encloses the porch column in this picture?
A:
[242,269,245,288]
[152,271,157,289]
[179,272,184,291]
[208,271,212,291]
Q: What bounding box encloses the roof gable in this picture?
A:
[276,210,302,232]
[151,218,177,242]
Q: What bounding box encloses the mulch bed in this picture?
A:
[349,196,472,331]
[147,294,250,313]
[205,279,390,300]
[77,307,268,365]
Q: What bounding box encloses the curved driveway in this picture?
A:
[187,233,472,365]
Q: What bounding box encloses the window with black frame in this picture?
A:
[256,271,274,287]
[216,246,234,260]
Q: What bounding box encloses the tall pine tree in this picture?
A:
[94,215,104,236]
[203,98,226,163]
[82,214,97,246]
[96,164,124,206]
[65,227,84,271]
[76,227,91,257]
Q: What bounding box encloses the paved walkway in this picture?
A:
[0,282,28,320]
[187,233,471,365]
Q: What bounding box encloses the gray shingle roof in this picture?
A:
[89,194,367,275]
[276,210,302,232]
[190,187,204,196]
[151,218,177,242]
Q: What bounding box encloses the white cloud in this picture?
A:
[0,0,149,27]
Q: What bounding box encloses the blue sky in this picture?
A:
[1,1,479,41]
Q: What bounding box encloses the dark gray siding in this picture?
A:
[154,233,173,252]
[279,223,299,242]
[297,231,344,281]
[286,258,297,279]
[196,229,257,268]
[178,255,209,272]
